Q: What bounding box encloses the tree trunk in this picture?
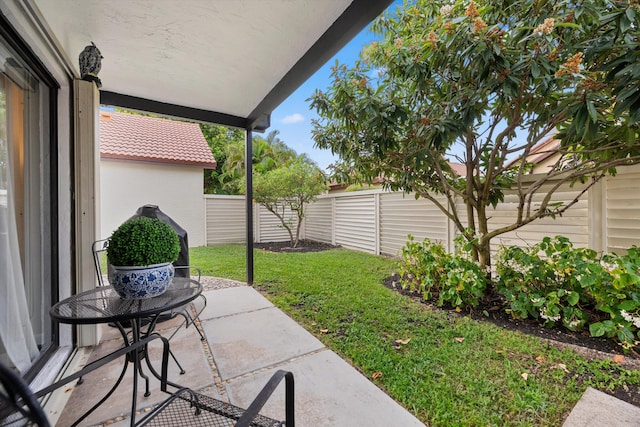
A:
[287,225,296,248]
[464,139,478,261]
[476,202,492,281]
[294,209,303,248]
[477,239,491,275]
[265,205,296,248]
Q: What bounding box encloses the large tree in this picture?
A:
[310,0,640,272]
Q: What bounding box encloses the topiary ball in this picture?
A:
[107,217,180,267]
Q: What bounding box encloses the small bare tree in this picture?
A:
[251,161,327,248]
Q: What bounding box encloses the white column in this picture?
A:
[73,79,101,346]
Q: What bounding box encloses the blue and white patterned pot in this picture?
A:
[108,263,174,298]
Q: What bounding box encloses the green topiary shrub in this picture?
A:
[107,217,180,266]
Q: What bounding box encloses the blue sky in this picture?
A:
[269,2,400,171]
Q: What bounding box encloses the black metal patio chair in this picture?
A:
[0,334,295,427]
[0,363,50,427]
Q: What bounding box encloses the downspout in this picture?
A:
[245,129,254,285]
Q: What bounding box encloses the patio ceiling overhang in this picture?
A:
[30,0,393,131]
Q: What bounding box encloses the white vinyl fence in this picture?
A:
[204,195,296,245]
[204,195,246,245]
[204,164,640,257]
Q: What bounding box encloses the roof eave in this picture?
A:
[101,154,217,169]
[100,0,394,130]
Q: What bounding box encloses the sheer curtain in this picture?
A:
[0,75,39,373]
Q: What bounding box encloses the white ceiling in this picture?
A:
[31,0,392,129]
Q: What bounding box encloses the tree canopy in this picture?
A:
[200,123,244,194]
[201,128,303,194]
[310,0,640,271]
[213,130,301,194]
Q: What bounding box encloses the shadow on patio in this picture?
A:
[51,278,424,426]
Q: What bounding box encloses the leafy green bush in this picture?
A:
[496,236,600,331]
[589,248,640,350]
[107,217,180,266]
[398,235,487,309]
[402,233,640,351]
[398,235,447,299]
[496,237,640,350]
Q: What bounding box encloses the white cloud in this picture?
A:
[281,113,305,124]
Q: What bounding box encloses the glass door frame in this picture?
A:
[0,12,60,381]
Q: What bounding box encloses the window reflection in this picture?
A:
[0,44,51,373]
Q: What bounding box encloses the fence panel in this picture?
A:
[204,195,246,245]
[305,196,333,244]
[205,165,640,256]
[256,204,294,243]
[379,192,450,257]
[606,165,640,253]
[487,181,590,250]
[334,193,377,253]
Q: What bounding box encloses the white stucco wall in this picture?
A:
[100,159,205,247]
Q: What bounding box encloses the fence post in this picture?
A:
[447,196,458,253]
[588,178,606,254]
[374,192,380,255]
[254,203,261,243]
[331,197,336,246]
[203,196,208,246]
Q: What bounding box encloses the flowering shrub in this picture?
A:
[399,234,640,351]
[398,235,487,309]
[439,255,487,309]
[495,236,600,331]
[496,237,640,351]
[589,248,640,350]
[398,235,447,300]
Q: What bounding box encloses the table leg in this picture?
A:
[128,319,143,426]
[127,316,161,425]
[69,319,150,426]
[124,314,185,424]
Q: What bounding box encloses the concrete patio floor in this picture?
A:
[49,277,640,426]
[53,280,425,426]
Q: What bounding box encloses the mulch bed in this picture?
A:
[253,239,341,253]
[382,274,632,358]
[255,240,640,407]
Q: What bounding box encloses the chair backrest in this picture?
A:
[92,239,110,287]
[0,363,50,427]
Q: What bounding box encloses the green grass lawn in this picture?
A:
[190,244,640,426]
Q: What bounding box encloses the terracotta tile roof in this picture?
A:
[328,161,466,191]
[527,135,560,164]
[506,134,560,169]
[448,162,466,176]
[100,111,217,168]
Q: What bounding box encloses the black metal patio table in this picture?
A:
[46,277,202,427]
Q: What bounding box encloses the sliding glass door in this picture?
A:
[0,31,55,374]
